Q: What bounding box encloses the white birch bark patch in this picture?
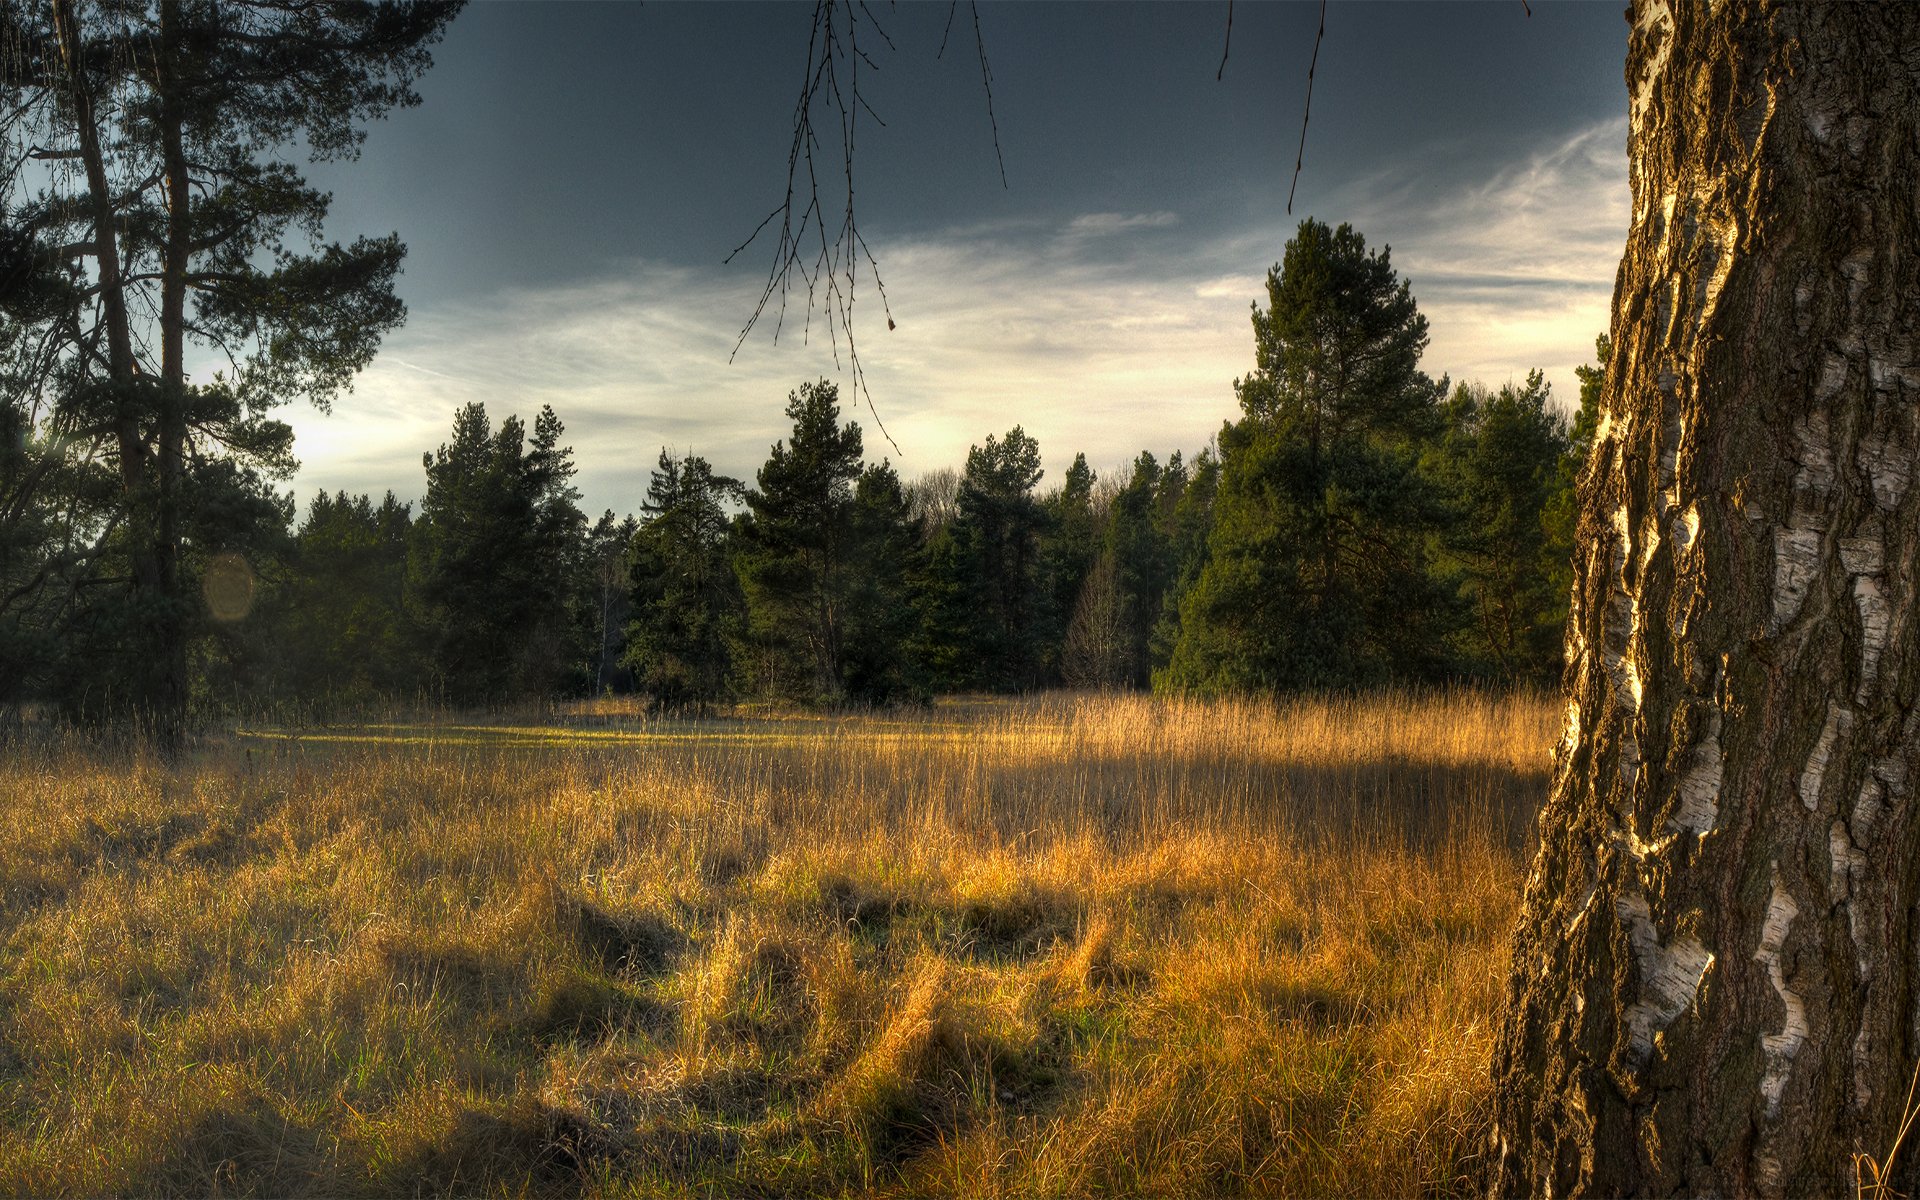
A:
[1754,866,1807,1119]
[1670,713,1722,834]
[1615,892,1712,1064]
[1799,703,1852,811]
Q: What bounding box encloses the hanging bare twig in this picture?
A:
[970,1,1006,190]
[1216,0,1233,81]
[1286,0,1326,215]
[730,0,1009,450]
[726,0,900,449]
[936,0,959,59]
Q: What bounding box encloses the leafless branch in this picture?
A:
[969,2,1005,190]
[730,0,1009,451]
[1216,0,1233,81]
[726,0,899,450]
[1286,0,1326,216]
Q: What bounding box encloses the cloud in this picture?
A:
[285,227,1254,513]
[1334,116,1630,401]
[1062,210,1180,239]
[283,119,1628,516]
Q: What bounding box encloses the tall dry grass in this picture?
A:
[0,689,1553,1197]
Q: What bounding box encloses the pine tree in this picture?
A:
[934,426,1048,691]
[1039,452,1100,681]
[412,403,586,705]
[1429,372,1572,681]
[1164,220,1453,693]
[0,0,459,743]
[275,490,417,707]
[840,461,928,705]
[624,450,743,713]
[736,380,865,703]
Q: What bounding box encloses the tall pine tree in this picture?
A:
[1164,220,1453,694]
[624,450,742,713]
[735,380,865,703]
[411,403,586,705]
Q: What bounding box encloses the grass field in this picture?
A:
[0,690,1553,1197]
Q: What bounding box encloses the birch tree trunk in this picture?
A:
[1491,3,1920,1194]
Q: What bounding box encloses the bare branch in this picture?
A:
[969,2,1005,190]
[1216,0,1233,81]
[1286,0,1326,216]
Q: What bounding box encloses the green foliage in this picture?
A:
[1148,447,1220,671]
[273,491,418,706]
[1163,220,1455,695]
[925,427,1049,691]
[624,450,743,712]
[0,0,459,737]
[1428,373,1572,681]
[840,461,929,705]
[412,403,587,706]
[735,381,867,703]
[1039,453,1101,681]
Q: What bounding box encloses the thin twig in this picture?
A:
[725,0,900,452]
[970,1,1006,189]
[1216,0,1233,81]
[1286,0,1326,215]
[936,0,958,59]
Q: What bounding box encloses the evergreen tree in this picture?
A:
[1149,445,1221,675]
[1039,453,1100,682]
[840,461,928,705]
[736,380,864,703]
[412,403,586,705]
[1429,373,1572,681]
[0,0,459,743]
[275,490,416,706]
[930,426,1048,690]
[624,450,743,712]
[1164,220,1454,694]
[1102,451,1176,688]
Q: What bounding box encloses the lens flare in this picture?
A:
[203,553,256,622]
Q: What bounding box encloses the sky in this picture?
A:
[284,0,1632,517]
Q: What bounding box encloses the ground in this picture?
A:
[0,691,1550,1197]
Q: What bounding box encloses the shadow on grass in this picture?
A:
[134,1097,329,1198]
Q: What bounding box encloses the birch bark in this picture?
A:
[1492,3,1920,1194]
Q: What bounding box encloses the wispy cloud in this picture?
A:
[1335,116,1630,397]
[1062,211,1180,239]
[283,120,1629,516]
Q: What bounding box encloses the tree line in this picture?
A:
[5,217,1601,719]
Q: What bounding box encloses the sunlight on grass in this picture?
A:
[1,690,1550,1196]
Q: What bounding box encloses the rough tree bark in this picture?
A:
[1491,2,1920,1194]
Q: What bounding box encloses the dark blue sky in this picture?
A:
[290,1,1631,514]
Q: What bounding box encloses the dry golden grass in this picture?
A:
[0,689,1552,1197]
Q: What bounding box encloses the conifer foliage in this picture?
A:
[412,404,586,705]
[0,0,461,743]
[1164,220,1457,692]
[624,450,742,712]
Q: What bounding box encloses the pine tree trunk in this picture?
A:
[1491,3,1920,1194]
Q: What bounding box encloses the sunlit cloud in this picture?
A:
[1337,116,1630,401]
[282,118,1629,517]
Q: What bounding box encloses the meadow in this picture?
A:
[0,690,1554,1197]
